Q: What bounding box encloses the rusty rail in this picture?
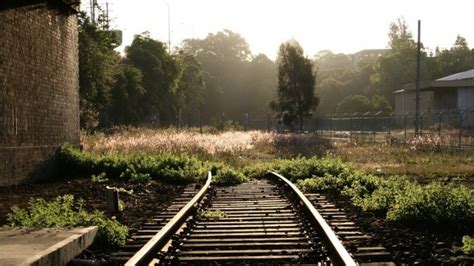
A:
[267,171,357,266]
[125,171,212,266]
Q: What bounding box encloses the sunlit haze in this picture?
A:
[84,0,474,59]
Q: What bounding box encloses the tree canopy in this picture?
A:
[272,40,318,130]
[181,30,276,122]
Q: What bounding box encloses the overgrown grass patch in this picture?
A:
[6,195,128,247]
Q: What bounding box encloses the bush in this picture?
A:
[243,156,351,182]
[462,236,474,255]
[266,156,473,228]
[386,183,473,229]
[211,163,248,185]
[6,195,128,247]
[58,144,206,184]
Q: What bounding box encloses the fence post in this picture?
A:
[266,113,270,132]
[329,117,333,138]
[438,112,443,138]
[420,113,424,136]
[244,113,248,131]
[404,113,408,140]
[349,116,353,142]
[388,114,392,141]
[220,113,225,130]
[199,112,202,134]
[459,110,465,148]
[105,187,120,214]
[373,115,376,141]
[360,117,363,139]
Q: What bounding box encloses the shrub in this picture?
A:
[351,176,412,214]
[212,164,248,185]
[91,172,108,183]
[462,236,474,255]
[58,144,206,184]
[386,183,473,229]
[6,195,128,247]
[270,156,473,228]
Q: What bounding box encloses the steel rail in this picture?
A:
[267,171,357,266]
[125,171,212,266]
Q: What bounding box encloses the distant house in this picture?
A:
[394,69,474,126]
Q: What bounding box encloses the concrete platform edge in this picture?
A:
[23,226,98,266]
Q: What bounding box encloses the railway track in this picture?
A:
[118,171,394,265]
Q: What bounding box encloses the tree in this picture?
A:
[181,30,253,121]
[336,95,372,114]
[78,12,121,129]
[174,53,207,123]
[109,64,145,125]
[316,77,347,113]
[336,94,392,114]
[435,35,474,77]
[243,54,277,114]
[124,33,180,123]
[370,18,423,105]
[273,40,318,130]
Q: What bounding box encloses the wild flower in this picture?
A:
[407,134,442,151]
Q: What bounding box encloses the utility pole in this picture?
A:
[415,20,421,135]
[161,0,171,53]
[106,2,109,28]
[90,0,98,24]
[166,2,171,53]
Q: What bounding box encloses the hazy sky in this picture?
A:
[82,0,474,60]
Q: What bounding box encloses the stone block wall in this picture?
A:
[0,4,80,186]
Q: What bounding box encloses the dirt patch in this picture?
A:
[0,177,184,235]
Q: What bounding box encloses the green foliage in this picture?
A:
[211,163,248,185]
[386,183,473,229]
[461,236,474,255]
[58,144,207,184]
[274,40,318,130]
[125,33,180,122]
[91,172,108,183]
[182,30,275,122]
[78,12,121,130]
[246,156,473,229]
[202,209,227,219]
[370,18,420,105]
[6,195,128,247]
[175,53,207,120]
[109,64,145,125]
[336,95,372,114]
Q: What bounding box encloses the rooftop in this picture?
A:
[437,69,474,81]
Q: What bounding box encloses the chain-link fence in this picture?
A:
[133,110,474,148]
[313,110,474,148]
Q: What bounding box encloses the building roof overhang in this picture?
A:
[402,80,474,92]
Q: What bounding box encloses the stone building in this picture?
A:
[0,1,80,186]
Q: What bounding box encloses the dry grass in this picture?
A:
[83,129,272,155]
[81,128,474,186]
[81,128,330,160]
[331,141,474,185]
